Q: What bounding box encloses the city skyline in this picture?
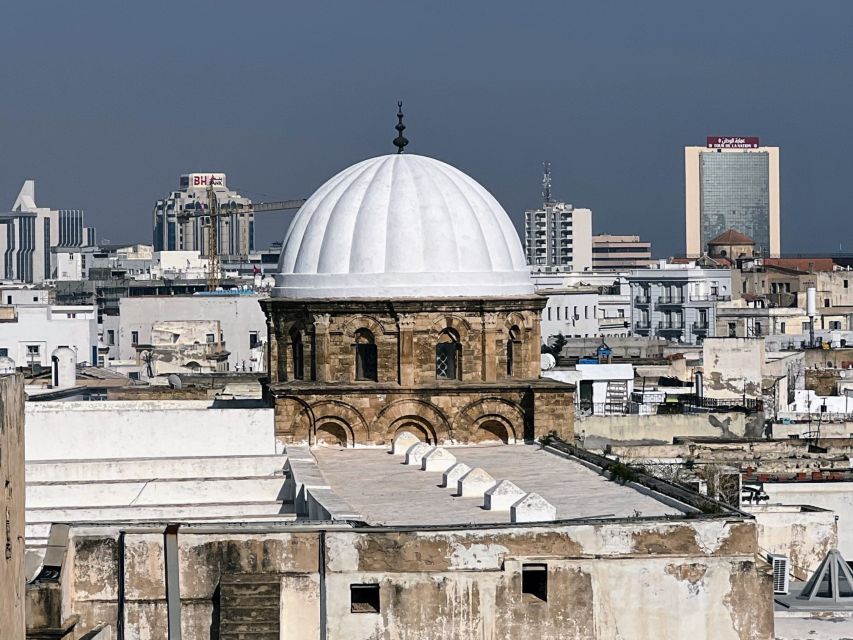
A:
[1,2,852,258]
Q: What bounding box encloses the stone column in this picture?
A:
[482,312,500,382]
[313,314,331,382]
[266,316,279,383]
[397,314,416,386]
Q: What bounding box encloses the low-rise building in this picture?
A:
[111,293,267,372]
[592,234,654,271]
[629,262,732,344]
[0,296,98,367]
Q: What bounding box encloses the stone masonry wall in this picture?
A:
[0,373,25,640]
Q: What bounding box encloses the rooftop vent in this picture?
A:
[798,549,853,603]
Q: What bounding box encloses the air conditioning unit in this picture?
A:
[767,553,790,594]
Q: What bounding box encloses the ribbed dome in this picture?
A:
[273,154,533,299]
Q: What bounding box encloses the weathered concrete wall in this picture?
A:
[763,482,853,558]
[578,412,748,444]
[702,337,764,400]
[25,400,274,461]
[744,504,837,579]
[58,518,773,640]
[0,374,25,640]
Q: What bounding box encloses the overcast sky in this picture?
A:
[1,2,851,257]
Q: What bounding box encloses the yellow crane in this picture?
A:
[205,181,221,290]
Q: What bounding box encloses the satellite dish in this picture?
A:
[540,353,556,371]
[167,374,182,389]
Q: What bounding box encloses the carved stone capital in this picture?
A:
[313,313,332,332]
[482,312,501,330]
[397,313,417,331]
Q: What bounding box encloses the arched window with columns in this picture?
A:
[354,328,378,381]
[290,328,304,380]
[506,325,522,377]
[435,328,461,380]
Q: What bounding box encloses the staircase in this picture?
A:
[219,573,281,640]
[605,381,628,414]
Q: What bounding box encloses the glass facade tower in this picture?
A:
[699,152,770,255]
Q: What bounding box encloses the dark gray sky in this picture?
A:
[1,1,851,257]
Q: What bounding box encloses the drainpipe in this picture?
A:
[117,531,126,640]
[319,530,327,640]
[165,524,182,640]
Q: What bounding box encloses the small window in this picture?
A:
[206,333,215,343]
[436,329,460,380]
[0,348,7,357]
[131,331,139,345]
[290,329,304,380]
[107,330,115,346]
[350,584,380,613]
[780,322,786,333]
[128,371,140,381]
[845,280,849,289]
[249,331,260,349]
[33,296,38,302]
[728,322,737,338]
[522,563,548,602]
[5,296,10,304]
[825,299,831,308]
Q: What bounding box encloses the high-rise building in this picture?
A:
[592,234,654,271]
[685,137,780,258]
[153,173,254,257]
[0,180,95,283]
[523,163,592,272]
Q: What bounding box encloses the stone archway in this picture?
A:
[471,418,513,444]
[315,421,353,447]
[373,399,452,445]
[391,417,437,445]
[453,398,525,444]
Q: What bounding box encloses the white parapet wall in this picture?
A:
[25,400,275,461]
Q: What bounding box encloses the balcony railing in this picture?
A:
[657,296,685,305]
[635,320,651,330]
[690,294,732,302]
[656,322,684,331]
[634,295,650,304]
[692,322,709,332]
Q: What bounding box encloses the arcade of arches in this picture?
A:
[262,297,574,448]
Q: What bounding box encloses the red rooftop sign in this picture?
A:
[706,136,759,149]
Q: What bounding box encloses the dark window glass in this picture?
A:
[355,329,377,381]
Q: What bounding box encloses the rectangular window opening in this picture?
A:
[350,584,380,613]
[522,563,548,601]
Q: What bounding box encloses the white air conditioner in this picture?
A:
[767,553,790,595]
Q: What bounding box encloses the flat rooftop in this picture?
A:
[311,443,685,526]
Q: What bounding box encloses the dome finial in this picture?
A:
[393,100,409,154]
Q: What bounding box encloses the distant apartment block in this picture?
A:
[153,172,254,257]
[592,234,654,271]
[0,180,95,283]
[685,137,780,257]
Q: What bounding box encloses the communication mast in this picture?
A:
[205,179,221,291]
[542,161,552,204]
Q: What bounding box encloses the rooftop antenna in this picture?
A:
[542,161,552,204]
[393,100,409,154]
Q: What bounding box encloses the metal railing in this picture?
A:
[656,321,684,330]
[576,396,764,417]
[634,295,650,304]
[690,294,731,302]
[657,296,685,304]
[692,322,709,332]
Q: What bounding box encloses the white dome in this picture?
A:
[273,154,533,299]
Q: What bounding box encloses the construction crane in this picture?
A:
[175,187,306,290]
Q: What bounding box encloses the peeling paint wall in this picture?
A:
[745,505,838,579]
[702,338,764,401]
[58,518,773,640]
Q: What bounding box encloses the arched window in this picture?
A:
[290,329,304,380]
[507,326,521,377]
[354,328,378,381]
[435,328,461,380]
